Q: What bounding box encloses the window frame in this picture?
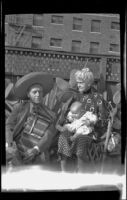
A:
[91,19,101,33]
[33,14,44,27]
[49,38,62,48]
[72,17,83,31]
[71,40,82,52]
[111,21,120,31]
[109,43,120,53]
[31,35,42,49]
[89,42,100,54]
[51,15,64,25]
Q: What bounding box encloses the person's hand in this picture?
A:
[64,124,73,132]
[56,124,68,132]
[62,124,70,131]
[23,147,40,163]
[70,135,77,142]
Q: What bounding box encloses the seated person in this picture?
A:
[6,72,57,166]
[56,101,97,141]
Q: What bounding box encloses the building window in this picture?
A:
[51,15,63,24]
[111,22,120,30]
[89,42,99,54]
[31,36,42,49]
[109,44,120,52]
[91,20,101,32]
[33,14,44,26]
[50,38,62,47]
[72,17,83,31]
[71,40,81,52]
[33,27,44,37]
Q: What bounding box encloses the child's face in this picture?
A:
[67,102,82,122]
[70,102,82,114]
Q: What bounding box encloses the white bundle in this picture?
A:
[66,111,97,135]
[82,111,97,123]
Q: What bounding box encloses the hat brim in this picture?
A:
[5,83,17,101]
[14,72,54,100]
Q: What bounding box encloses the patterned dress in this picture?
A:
[57,87,110,161]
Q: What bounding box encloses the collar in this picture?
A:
[29,102,43,113]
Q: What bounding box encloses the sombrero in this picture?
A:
[14,72,54,100]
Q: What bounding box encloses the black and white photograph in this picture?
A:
[1,9,126,199]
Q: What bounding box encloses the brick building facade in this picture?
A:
[5,13,120,55]
[5,13,121,101]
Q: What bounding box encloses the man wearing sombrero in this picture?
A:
[6,72,57,166]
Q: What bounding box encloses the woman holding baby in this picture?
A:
[56,67,110,172]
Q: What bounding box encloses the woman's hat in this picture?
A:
[14,72,54,100]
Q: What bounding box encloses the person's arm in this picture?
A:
[95,94,110,127]
[56,124,68,132]
[36,124,57,153]
[56,96,75,127]
[6,103,21,146]
[23,123,58,162]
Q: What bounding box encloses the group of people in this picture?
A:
[5,67,121,172]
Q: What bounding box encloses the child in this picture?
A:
[56,101,97,141]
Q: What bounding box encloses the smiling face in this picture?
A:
[27,84,43,104]
[75,68,94,93]
[77,81,91,93]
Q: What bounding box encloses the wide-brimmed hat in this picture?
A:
[14,72,54,100]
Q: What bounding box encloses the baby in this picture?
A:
[56,101,97,141]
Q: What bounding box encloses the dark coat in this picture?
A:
[6,101,57,153]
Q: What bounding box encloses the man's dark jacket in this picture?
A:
[6,101,57,153]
